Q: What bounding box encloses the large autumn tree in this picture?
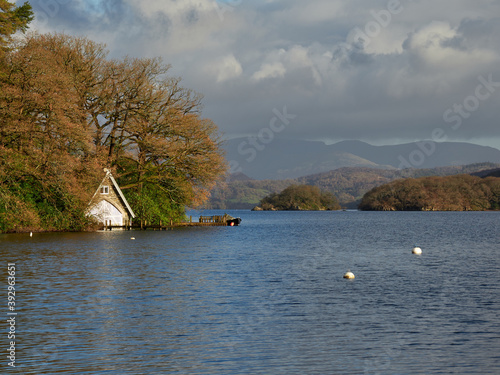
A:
[0,2,89,231]
[0,31,227,231]
[0,33,102,231]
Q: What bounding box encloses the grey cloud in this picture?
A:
[26,0,500,149]
[458,17,500,50]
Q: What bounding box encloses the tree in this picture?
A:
[0,32,102,232]
[0,1,33,58]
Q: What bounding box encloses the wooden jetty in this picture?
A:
[99,214,241,231]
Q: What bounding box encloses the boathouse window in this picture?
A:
[100,186,109,194]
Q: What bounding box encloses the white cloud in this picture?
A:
[251,45,322,85]
[204,54,243,83]
[252,62,286,81]
[404,21,498,71]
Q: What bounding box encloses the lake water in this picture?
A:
[1,210,499,374]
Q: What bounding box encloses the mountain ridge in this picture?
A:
[224,138,500,180]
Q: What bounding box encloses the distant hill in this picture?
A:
[225,138,381,180]
[224,138,500,180]
[471,168,500,178]
[227,172,253,182]
[206,162,500,209]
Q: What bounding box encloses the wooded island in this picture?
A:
[254,185,341,211]
[359,174,500,211]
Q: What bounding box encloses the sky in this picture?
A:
[24,0,500,149]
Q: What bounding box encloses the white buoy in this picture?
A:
[343,270,355,279]
[412,246,422,255]
[130,237,136,240]
[30,232,33,237]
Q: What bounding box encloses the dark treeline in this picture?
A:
[0,1,226,232]
[359,174,500,211]
[257,185,341,211]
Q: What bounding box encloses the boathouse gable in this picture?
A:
[87,170,135,226]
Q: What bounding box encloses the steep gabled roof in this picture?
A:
[106,171,135,219]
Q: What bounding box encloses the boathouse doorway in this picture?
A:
[88,199,124,226]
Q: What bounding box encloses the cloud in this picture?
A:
[251,46,321,85]
[211,54,243,82]
[403,21,498,72]
[252,62,286,81]
[26,0,500,149]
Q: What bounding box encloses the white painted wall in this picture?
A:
[88,200,123,226]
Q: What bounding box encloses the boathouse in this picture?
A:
[87,169,135,226]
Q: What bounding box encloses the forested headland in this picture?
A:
[0,1,226,233]
[359,174,500,211]
[255,185,341,211]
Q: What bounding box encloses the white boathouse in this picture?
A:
[87,169,135,226]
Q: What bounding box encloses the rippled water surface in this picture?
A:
[1,211,499,374]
